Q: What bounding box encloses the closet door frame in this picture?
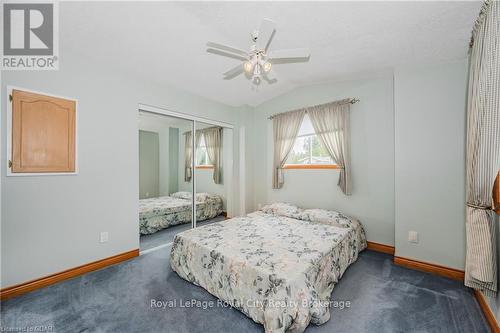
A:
[138,103,235,229]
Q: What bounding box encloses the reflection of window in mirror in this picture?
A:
[196,135,213,169]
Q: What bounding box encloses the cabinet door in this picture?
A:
[11,89,76,173]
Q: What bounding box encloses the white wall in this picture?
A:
[252,74,395,246]
[138,130,160,199]
[158,129,170,196]
[0,50,243,288]
[137,124,170,198]
[394,60,468,270]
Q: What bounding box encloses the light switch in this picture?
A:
[100,232,109,243]
[408,231,418,244]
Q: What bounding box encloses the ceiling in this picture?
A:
[61,1,482,107]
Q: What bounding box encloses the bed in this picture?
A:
[139,192,223,235]
[170,203,367,333]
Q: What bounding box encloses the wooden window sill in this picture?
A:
[283,164,340,170]
[196,165,214,169]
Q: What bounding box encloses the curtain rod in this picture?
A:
[268,98,360,120]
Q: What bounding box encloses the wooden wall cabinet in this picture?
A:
[10,89,76,173]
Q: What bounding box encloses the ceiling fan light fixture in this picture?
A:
[243,61,254,73]
[263,62,272,72]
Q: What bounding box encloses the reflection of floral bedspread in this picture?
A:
[170,206,367,333]
[139,194,223,235]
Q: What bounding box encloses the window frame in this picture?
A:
[6,86,79,177]
[283,117,338,170]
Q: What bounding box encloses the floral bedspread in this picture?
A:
[139,194,223,235]
[170,204,366,333]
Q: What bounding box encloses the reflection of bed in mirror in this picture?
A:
[139,192,223,235]
[138,111,234,244]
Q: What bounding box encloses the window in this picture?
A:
[196,135,213,168]
[284,114,337,169]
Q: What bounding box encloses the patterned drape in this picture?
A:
[203,127,223,184]
[272,110,306,189]
[184,132,193,182]
[184,131,202,182]
[307,100,352,195]
[464,0,500,296]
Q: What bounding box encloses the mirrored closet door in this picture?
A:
[138,111,194,252]
[138,107,234,253]
[193,122,234,228]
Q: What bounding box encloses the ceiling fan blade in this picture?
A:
[207,42,248,57]
[256,19,275,51]
[207,48,248,61]
[223,63,244,79]
[268,48,310,60]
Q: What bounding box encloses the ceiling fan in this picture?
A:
[206,19,310,85]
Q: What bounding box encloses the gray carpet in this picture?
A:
[140,215,226,251]
[0,249,489,333]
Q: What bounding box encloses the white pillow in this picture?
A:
[171,191,211,202]
[260,203,302,217]
[171,191,192,200]
[300,209,358,228]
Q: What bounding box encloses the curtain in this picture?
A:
[204,127,223,184]
[184,131,202,182]
[272,110,306,189]
[184,132,193,182]
[308,101,352,195]
[465,0,500,296]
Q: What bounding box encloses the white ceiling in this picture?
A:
[61,1,481,107]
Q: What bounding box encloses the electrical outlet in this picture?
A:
[408,231,418,244]
[257,203,262,210]
[100,232,109,243]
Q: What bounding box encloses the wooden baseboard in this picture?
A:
[393,256,464,281]
[366,241,395,255]
[0,249,139,301]
[474,290,500,333]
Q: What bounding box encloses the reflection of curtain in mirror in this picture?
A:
[184,131,202,182]
[204,127,223,184]
[184,132,192,182]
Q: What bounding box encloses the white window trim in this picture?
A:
[6,86,79,177]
